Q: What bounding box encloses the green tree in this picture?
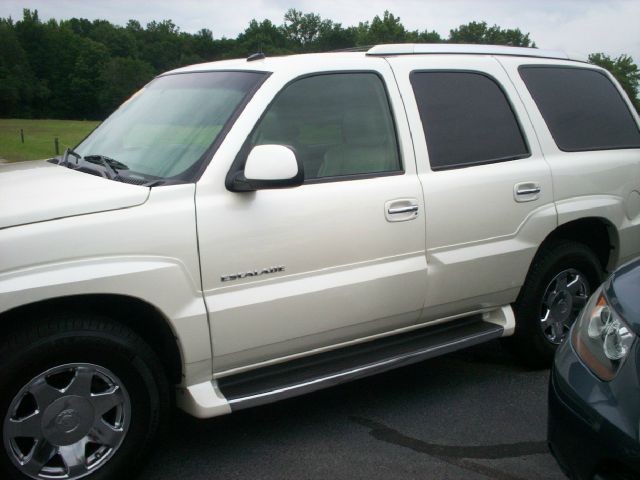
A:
[589,53,640,112]
[4,9,640,120]
[0,18,45,116]
[369,11,408,43]
[68,38,109,119]
[282,9,358,52]
[88,20,138,59]
[140,20,182,71]
[356,11,408,45]
[188,28,215,59]
[449,21,535,47]
[98,57,154,114]
[13,9,54,115]
[314,22,357,51]
[234,19,292,57]
[411,29,442,43]
[283,9,324,48]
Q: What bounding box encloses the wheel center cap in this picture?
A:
[56,409,81,433]
[42,396,95,446]
[552,291,572,319]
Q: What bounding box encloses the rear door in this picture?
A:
[195,61,427,373]
[386,55,556,319]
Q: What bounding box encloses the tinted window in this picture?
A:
[519,66,640,151]
[249,73,401,180]
[410,71,529,170]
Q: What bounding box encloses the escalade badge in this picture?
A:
[221,266,285,282]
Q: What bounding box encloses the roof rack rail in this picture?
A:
[329,46,372,53]
[366,43,588,62]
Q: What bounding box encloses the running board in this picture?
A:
[218,315,504,411]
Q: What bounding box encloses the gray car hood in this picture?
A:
[0,161,149,229]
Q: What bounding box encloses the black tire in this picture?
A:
[0,313,170,480]
[507,240,603,368]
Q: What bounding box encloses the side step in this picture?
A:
[219,315,504,411]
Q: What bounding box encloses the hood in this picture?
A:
[606,257,640,335]
[0,160,150,229]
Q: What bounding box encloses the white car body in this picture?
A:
[1,45,639,421]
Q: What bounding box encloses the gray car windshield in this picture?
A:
[73,71,266,182]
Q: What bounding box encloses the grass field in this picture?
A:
[0,119,100,162]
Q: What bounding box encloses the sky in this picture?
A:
[1,0,639,61]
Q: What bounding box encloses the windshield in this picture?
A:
[73,71,266,182]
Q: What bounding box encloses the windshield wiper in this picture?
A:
[58,149,129,180]
[59,147,82,167]
[57,149,151,185]
[84,155,129,178]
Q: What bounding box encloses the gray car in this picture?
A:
[548,257,640,479]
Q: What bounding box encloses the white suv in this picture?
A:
[1,44,639,480]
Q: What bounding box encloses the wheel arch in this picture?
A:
[537,216,619,274]
[0,294,183,385]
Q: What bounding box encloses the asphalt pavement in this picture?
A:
[139,339,565,480]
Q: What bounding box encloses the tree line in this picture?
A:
[1,8,638,120]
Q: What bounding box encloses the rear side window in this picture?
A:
[519,66,640,151]
[410,71,529,170]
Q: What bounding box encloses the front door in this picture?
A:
[196,65,427,373]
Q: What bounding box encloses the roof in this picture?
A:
[167,43,588,75]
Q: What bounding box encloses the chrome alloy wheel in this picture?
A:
[540,268,590,344]
[3,364,130,480]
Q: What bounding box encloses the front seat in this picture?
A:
[317,109,396,177]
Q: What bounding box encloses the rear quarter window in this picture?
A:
[519,66,640,151]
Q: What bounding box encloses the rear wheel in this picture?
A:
[0,314,170,480]
[508,240,603,367]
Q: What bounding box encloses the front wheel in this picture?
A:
[0,315,170,480]
[508,240,603,367]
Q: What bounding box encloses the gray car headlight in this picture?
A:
[572,287,636,381]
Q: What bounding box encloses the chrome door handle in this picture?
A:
[516,187,541,195]
[385,199,419,222]
[388,205,419,215]
[514,182,541,202]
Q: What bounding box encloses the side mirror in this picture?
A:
[228,145,304,192]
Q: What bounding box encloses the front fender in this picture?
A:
[0,184,212,386]
[0,256,211,383]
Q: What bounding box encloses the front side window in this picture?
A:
[410,71,529,170]
[519,66,640,151]
[247,72,401,180]
[74,71,266,183]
